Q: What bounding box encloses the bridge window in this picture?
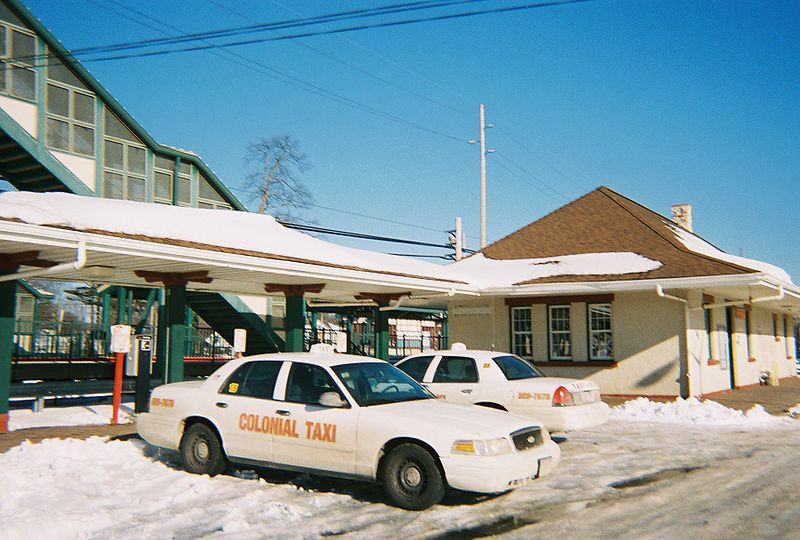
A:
[0,24,36,101]
[45,81,95,157]
[103,111,146,201]
[198,173,231,209]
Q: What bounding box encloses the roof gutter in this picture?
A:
[0,241,86,283]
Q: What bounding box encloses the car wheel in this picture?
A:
[381,443,445,510]
[180,422,226,476]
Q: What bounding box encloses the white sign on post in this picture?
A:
[111,324,133,354]
[233,328,247,354]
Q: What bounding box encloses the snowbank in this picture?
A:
[0,192,457,281]
[448,252,662,288]
[611,397,798,427]
[9,403,134,431]
[667,223,794,284]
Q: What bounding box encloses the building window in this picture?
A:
[45,82,95,156]
[785,315,791,357]
[704,308,714,359]
[588,303,613,361]
[510,306,532,359]
[102,111,146,201]
[0,24,36,101]
[548,304,571,360]
[745,310,752,359]
[198,173,231,210]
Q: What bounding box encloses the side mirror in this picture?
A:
[319,391,348,408]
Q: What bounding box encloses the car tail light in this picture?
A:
[552,386,574,406]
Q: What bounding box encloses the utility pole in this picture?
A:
[455,216,463,261]
[470,104,493,248]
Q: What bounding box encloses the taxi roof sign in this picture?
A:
[450,342,468,351]
[309,343,335,354]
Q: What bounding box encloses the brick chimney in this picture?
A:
[671,204,692,232]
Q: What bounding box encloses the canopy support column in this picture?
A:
[265,284,325,353]
[0,278,16,433]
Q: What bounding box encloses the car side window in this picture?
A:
[433,356,478,383]
[285,362,342,405]
[396,355,435,381]
[220,361,282,399]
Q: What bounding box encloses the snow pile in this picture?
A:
[448,252,662,288]
[9,403,134,431]
[0,437,327,540]
[610,397,798,427]
[0,192,457,282]
[789,403,800,418]
[667,223,794,285]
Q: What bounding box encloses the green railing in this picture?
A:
[14,320,233,362]
[305,327,446,359]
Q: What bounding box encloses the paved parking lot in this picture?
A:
[2,377,798,454]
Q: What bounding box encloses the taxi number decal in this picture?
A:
[483,363,491,369]
[435,394,447,400]
[228,382,240,394]
[151,397,174,407]
[518,392,549,400]
[239,414,337,443]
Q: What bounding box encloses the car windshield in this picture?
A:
[493,355,545,380]
[332,362,434,407]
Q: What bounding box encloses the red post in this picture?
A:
[111,351,124,425]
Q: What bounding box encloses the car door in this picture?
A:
[213,360,284,462]
[270,361,358,474]
[424,355,482,405]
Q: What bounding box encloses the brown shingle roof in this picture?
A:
[480,186,757,285]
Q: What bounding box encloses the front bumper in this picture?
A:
[137,412,183,450]
[441,439,560,493]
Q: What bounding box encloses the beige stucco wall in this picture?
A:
[449,291,685,397]
[51,150,96,191]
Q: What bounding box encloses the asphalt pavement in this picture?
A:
[2,377,799,454]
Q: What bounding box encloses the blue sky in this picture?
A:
[24,0,800,279]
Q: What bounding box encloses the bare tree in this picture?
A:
[243,135,313,223]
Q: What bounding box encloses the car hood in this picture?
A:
[364,398,542,439]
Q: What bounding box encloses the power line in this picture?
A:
[83,0,467,144]
[22,1,592,65]
[278,220,453,249]
[492,151,570,202]
[208,0,474,121]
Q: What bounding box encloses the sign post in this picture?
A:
[233,328,247,358]
[110,324,132,425]
[134,335,152,413]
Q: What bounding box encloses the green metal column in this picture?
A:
[116,286,126,324]
[310,310,318,343]
[285,295,306,352]
[0,279,16,433]
[165,284,186,383]
[345,316,353,354]
[153,289,167,382]
[375,308,390,361]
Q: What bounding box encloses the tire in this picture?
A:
[180,422,226,476]
[381,443,445,510]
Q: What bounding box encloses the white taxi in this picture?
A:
[395,344,609,432]
[137,344,560,510]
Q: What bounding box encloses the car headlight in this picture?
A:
[451,437,512,456]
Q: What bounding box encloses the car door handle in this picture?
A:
[215,402,228,408]
[461,389,472,394]
[276,410,291,416]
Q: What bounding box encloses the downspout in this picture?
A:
[656,285,698,397]
[0,241,87,283]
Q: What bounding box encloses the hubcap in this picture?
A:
[194,439,210,462]
[398,460,425,493]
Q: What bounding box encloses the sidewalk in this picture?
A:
[2,379,799,454]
